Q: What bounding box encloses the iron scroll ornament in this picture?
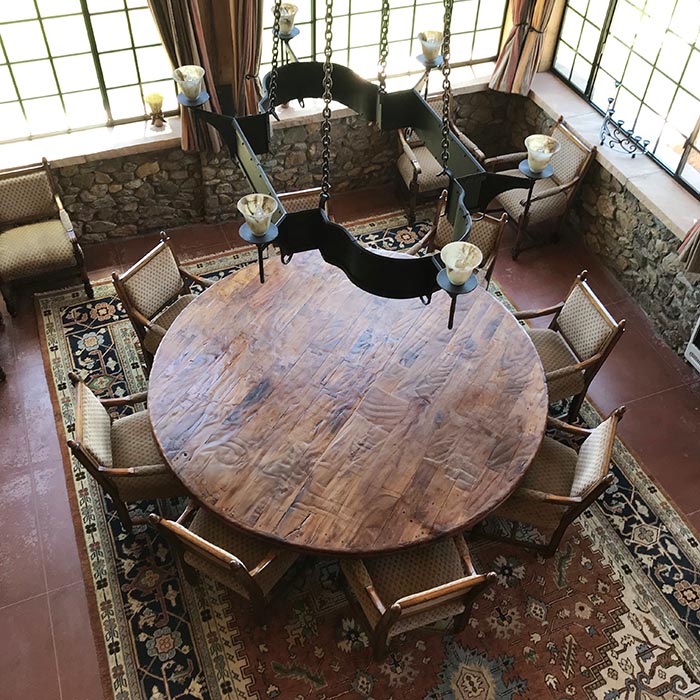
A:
[184,61,527,300]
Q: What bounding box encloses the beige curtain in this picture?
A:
[231,0,264,115]
[147,0,222,152]
[489,0,535,93]
[679,221,700,273]
[511,0,558,96]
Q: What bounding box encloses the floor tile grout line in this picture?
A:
[0,589,48,613]
[615,379,698,408]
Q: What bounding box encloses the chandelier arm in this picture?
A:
[378,0,390,95]
[269,0,282,117]
[320,0,335,206]
[440,0,454,174]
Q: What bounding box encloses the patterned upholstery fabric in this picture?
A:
[526,328,586,402]
[469,216,501,262]
[397,146,450,193]
[570,416,616,497]
[278,189,320,213]
[0,220,76,281]
[493,436,577,530]
[142,294,196,354]
[184,508,299,599]
[495,170,568,225]
[78,382,113,468]
[111,409,164,468]
[551,124,589,184]
[434,216,454,249]
[557,284,614,361]
[122,246,185,319]
[0,170,55,224]
[341,538,468,639]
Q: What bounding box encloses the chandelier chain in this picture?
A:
[440,0,454,173]
[269,0,282,115]
[378,0,390,94]
[321,0,334,201]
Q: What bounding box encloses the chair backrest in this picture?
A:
[277,187,322,213]
[150,512,263,603]
[556,273,621,361]
[468,213,507,263]
[115,236,185,320]
[550,119,594,187]
[570,408,623,497]
[71,374,113,469]
[0,159,57,226]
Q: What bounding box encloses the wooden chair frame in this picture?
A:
[514,270,625,422]
[484,117,596,257]
[112,231,213,370]
[486,406,625,558]
[404,190,507,288]
[149,503,288,622]
[66,371,151,532]
[342,536,495,660]
[0,157,93,315]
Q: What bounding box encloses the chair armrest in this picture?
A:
[512,302,564,320]
[395,572,494,610]
[517,487,582,506]
[249,549,283,578]
[100,391,148,407]
[180,267,214,288]
[99,463,168,477]
[398,130,422,174]
[483,151,528,171]
[524,178,579,205]
[130,308,155,330]
[546,415,593,437]
[452,123,485,163]
[453,535,477,576]
[545,352,604,381]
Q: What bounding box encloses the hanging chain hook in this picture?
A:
[439,0,454,175]
[320,0,334,207]
[378,0,390,95]
[269,0,282,119]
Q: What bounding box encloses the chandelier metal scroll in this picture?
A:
[180,1,526,302]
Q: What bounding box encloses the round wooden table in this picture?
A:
[148,251,547,556]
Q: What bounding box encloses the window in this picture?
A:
[0,0,176,143]
[259,0,508,83]
[553,0,700,195]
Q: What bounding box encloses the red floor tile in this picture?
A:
[0,595,61,700]
[50,582,105,700]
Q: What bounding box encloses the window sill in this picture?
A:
[528,73,700,242]
[0,118,182,171]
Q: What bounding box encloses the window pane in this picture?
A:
[614,87,641,125]
[107,84,144,119]
[12,60,57,99]
[141,79,177,111]
[622,53,652,99]
[24,95,67,134]
[571,54,591,92]
[560,9,583,50]
[586,0,609,27]
[670,0,700,43]
[414,3,443,32]
[667,88,700,136]
[1,21,48,61]
[590,69,617,110]
[680,151,700,192]
[348,45,379,78]
[644,70,676,117]
[64,89,107,127]
[387,7,413,42]
[36,0,82,15]
[452,2,477,34]
[128,8,161,46]
[87,0,125,12]
[681,49,700,96]
[477,0,506,29]
[0,65,16,100]
[554,42,576,81]
[0,0,36,23]
[126,0,148,7]
[655,32,691,82]
[92,12,132,51]
[135,45,172,81]
[386,40,412,75]
[44,16,92,56]
[54,54,99,92]
[610,1,643,47]
[655,123,684,170]
[578,21,600,62]
[101,50,138,87]
[600,36,629,81]
[0,102,29,139]
[349,11,380,47]
[635,105,664,147]
[451,33,474,64]
[472,28,500,61]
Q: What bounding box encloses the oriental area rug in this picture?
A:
[36,215,700,700]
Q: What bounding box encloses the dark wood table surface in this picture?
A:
[148,250,547,556]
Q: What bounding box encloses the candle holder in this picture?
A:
[418,31,443,62]
[144,92,166,129]
[437,242,482,329]
[174,65,209,106]
[600,95,650,158]
[524,134,560,173]
[278,3,299,36]
[237,194,279,283]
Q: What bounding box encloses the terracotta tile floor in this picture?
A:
[0,185,698,698]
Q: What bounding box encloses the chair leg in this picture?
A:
[114,499,133,533]
[0,282,17,317]
[408,187,417,226]
[566,392,586,423]
[72,240,94,299]
[373,630,390,662]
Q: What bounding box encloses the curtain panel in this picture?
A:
[488,0,535,93]
[511,0,558,96]
[231,0,264,116]
[147,0,222,152]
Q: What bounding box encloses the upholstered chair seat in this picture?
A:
[0,158,93,314]
[67,372,187,531]
[495,172,569,225]
[340,536,494,659]
[150,503,299,621]
[397,145,450,194]
[489,407,624,556]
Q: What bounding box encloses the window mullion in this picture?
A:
[122,0,146,115]
[0,34,27,122]
[78,0,114,124]
[31,0,68,118]
[584,0,620,99]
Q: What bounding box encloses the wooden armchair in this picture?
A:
[488,407,624,557]
[404,189,507,289]
[397,94,485,224]
[515,270,625,421]
[66,371,187,532]
[149,503,299,621]
[0,158,93,315]
[340,536,494,659]
[485,117,596,257]
[112,231,213,370]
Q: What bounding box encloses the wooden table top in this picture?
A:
[148,250,547,556]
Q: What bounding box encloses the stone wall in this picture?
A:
[58,112,397,243]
